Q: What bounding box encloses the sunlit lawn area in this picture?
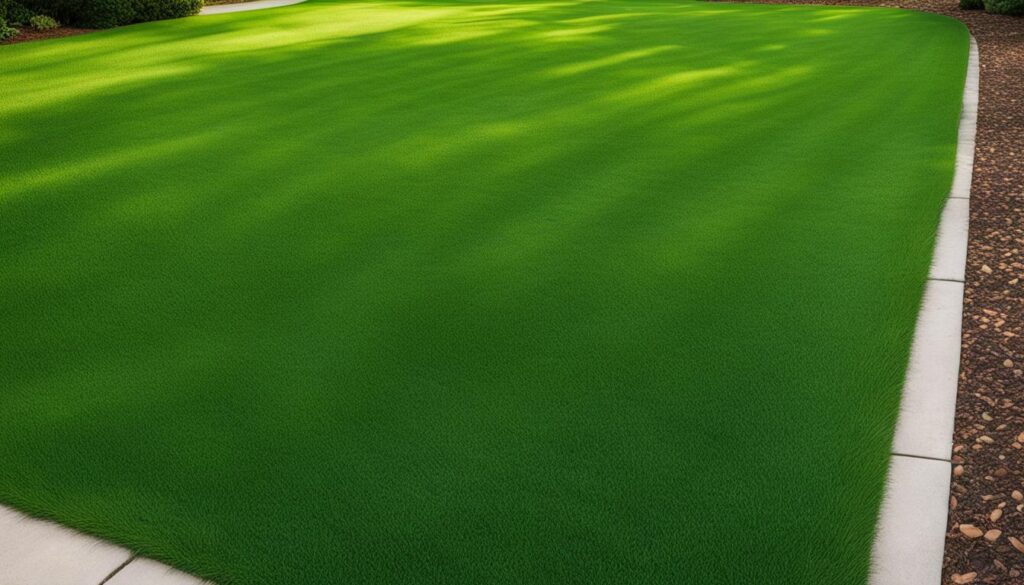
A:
[0,1,967,583]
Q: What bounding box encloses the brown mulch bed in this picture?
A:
[0,26,93,45]
[725,0,1022,582]
[942,7,1024,584]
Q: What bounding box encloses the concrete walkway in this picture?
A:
[200,0,306,15]
[870,36,979,585]
[0,505,210,585]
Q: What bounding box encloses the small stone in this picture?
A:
[992,508,1003,522]
[1009,536,1024,554]
[1012,490,1022,501]
[983,412,994,421]
[985,529,1002,542]
[979,435,995,444]
[954,465,965,477]
[951,495,958,510]
[1017,432,1024,443]
[982,265,993,274]
[960,524,984,538]
[1005,359,1015,368]
[952,571,978,584]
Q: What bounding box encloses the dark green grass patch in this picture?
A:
[0,1,967,583]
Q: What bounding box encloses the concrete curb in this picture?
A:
[0,505,211,585]
[199,0,306,16]
[869,35,978,585]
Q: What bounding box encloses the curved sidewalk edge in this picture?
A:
[200,0,306,16]
[0,505,212,585]
[870,35,979,585]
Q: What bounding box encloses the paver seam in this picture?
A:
[891,452,953,464]
[98,555,137,585]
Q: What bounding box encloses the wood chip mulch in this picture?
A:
[722,0,1022,582]
[0,26,93,45]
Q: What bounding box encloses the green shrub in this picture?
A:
[21,0,202,28]
[3,0,34,24]
[20,0,129,28]
[0,16,17,39]
[132,0,202,22]
[959,0,984,9]
[29,12,56,28]
[983,0,1024,13]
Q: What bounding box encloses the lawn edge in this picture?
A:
[0,504,212,584]
[869,34,978,585]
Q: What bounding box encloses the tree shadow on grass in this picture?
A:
[0,2,966,584]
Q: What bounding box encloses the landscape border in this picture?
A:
[869,35,978,585]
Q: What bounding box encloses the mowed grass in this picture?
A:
[0,1,967,583]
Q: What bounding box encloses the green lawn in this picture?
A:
[0,1,967,583]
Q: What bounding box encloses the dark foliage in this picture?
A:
[0,15,18,39]
[21,0,201,28]
[982,0,1024,14]
[2,0,34,24]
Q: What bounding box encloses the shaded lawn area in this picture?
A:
[0,1,967,583]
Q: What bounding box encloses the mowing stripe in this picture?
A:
[0,10,974,585]
[870,34,978,585]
